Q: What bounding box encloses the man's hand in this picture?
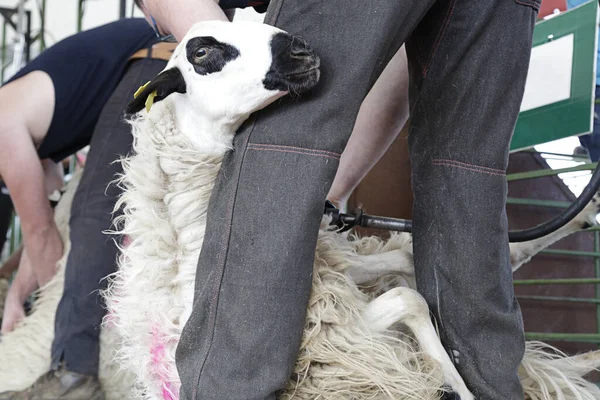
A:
[1,249,37,334]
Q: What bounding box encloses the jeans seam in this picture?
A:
[432,158,505,174]
[191,117,259,400]
[247,147,340,160]
[249,143,341,157]
[423,0,458,77]
[432,161,506,177]
[51,300,75,370]
[247,144,341,159]
[432,267,451,361]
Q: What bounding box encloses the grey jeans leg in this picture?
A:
[176,1,537,399]
[51,57,168,376]
[405,1,539,399]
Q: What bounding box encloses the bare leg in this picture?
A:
[361,287,474,400]
[327,46,410,209]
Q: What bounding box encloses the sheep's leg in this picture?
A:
[345,250,415,286]
[510,192,600,272]
[362,287,474,400]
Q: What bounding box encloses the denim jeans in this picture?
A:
[51,56,168,376]
[176,1,539,399]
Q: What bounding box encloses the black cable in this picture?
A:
[507,161,600,242]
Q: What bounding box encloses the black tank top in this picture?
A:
[3,18,158,162]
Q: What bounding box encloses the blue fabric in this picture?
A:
[578,85,600,161]
[4,18,158,162]
[51,57,169,376]
[567,0,600,85]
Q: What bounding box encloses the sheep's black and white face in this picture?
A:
[126,21,320,123]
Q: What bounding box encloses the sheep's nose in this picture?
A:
[291,41,313,59]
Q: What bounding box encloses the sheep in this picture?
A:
[1,19,599,400]
[104,20,600,400]
[1,165,598,400]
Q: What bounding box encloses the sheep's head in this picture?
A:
[126,21,320,125]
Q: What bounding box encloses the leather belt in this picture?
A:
[129,42,177,62]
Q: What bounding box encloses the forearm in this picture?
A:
[0,132,55,236]
[144,0,229,41]
[0,125,62,283]
[328,46,410,207]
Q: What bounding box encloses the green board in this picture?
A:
[510,0,598,152]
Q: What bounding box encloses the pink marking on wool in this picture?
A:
[103,310,118,329]
[122,234,132,248]
[150,323,180,400]
[162,387,177,400]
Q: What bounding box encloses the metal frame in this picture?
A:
[507,156,600,345]
[0,5,32,82]
[120,0,127,19]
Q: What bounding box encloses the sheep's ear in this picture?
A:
[125,67,187,115]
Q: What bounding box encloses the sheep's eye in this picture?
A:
[194,48,208,62]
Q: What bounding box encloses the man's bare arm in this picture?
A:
[327,46,410,208]
[0,71,62,287]
[142,0,229,41]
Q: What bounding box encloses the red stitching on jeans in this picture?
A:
[192,117,258,400]
[432,161,506,176]
[432,158,505,174]
[249,143,341,157]
[423,0,458,77]
[248,145,341,160]
[413,47,426,77]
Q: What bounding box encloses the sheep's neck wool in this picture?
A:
[107,100,230,398]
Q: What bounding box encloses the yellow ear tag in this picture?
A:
[134,81,151,99]
[145,90,158,113]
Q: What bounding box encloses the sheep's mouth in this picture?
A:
[264,58,321,95]
[286,67,320,94]
[285,66,320,78]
